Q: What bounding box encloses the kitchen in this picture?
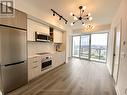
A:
[0,7,66,94]
[1,0,126,95]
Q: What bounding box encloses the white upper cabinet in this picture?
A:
[27,19,49,41]
[54,29,62,43]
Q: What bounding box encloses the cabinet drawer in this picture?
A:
[28,56,41,68]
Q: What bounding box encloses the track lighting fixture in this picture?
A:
[51,9,68,24]
[65,21,68,24]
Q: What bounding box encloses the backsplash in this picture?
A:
[28,42,55,56]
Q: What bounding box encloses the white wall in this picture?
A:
[28,42,55,56]
[15,0,65,30]
[64,26,73,62]
[73,24,110,35]
[110,0,127,95]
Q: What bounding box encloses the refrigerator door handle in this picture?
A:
[4,61,25,67]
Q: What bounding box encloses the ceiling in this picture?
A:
[23,0,121,29]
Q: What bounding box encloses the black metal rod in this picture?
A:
[51,9,68,22]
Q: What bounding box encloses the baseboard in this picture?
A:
[107,63,112,75]
[106,64,120,95]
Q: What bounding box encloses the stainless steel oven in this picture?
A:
[41,56,52,71]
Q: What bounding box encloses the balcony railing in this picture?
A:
[90,47,107,62]
[76,47,107,62]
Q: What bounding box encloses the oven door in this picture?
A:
[41,60,52,70]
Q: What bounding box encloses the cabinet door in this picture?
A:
[27,19,36,41]
[60,52,66,64]
[28,66,41,81]
[0,10,27,30]
[52,52,65,68]
[52,53,58,68]
[54,29,62,43]
[52,53,60,68]
[33,66,41,77]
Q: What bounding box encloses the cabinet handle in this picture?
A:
[33,66,38,68]
[33,61,38,63]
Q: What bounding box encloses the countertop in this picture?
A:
[28,51,64,58]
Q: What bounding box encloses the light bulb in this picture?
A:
[89,17,93,21]
[71,22,74,26]
[88,13,91,16]
[70,12,73,16]
[82,6,86,10]
[74,16,78,20]
[82,22,85,26]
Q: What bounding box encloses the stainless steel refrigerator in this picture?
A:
[0,25,28,94]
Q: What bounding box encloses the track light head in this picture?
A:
[59,16,62,20]
[53,12,55,16]
[82,22,85,26]
[65,21,67,24]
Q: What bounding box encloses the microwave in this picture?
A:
[35,32,50,42]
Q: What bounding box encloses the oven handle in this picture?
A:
[41,59,52,63]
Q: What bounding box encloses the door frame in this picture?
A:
[112,19,122,84]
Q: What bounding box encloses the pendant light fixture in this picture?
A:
[70,5,93,26]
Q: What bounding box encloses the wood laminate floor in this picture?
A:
[8,58,116,95]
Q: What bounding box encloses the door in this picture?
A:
[1,61,27,93]
[90,33,108,62]
[113,25,121,83]
[0,26,27,94]
[0,26,27,65]
[72,33,108,62]
[72,36,80,57]
[80,35,90,59]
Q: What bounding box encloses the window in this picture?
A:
[72,33,108,63]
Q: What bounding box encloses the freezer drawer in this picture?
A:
[1,61,28,94]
